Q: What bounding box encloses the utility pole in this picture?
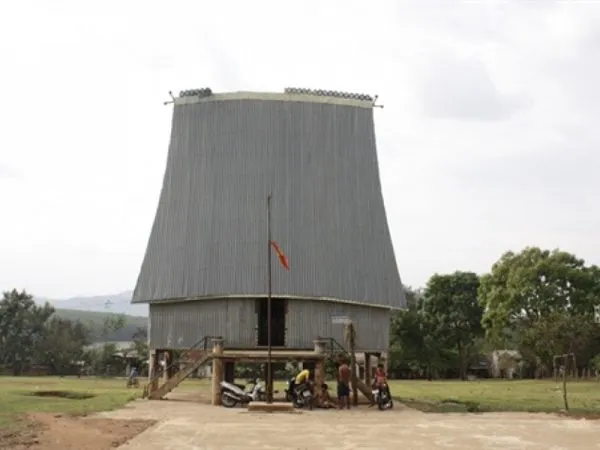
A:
[266,194,273,403]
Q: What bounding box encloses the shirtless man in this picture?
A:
[337,358,352,409]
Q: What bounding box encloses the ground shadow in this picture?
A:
[24,391,96,400]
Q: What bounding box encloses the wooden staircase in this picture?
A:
[147,351,212,400]
[319,337,373,402]
[352,378,374,402]
[143,335,222,400]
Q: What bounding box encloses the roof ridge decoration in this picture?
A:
[283,87,373,102]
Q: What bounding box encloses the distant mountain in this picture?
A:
[37,290,148,317]
[53,308,147,343]
[29,291,148,343]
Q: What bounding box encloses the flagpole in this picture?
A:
[266,194,273,403]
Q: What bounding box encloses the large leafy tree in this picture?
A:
[423,272,483,380]
[36,317,90,374]
[0,289,55,374]
[132,326,149,362]
[479,247,600,369]
[389,286,458,379]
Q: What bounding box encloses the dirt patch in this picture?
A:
[1,413,155,450]
[25,390,95,400]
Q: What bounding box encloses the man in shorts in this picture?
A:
[337,358,352,409]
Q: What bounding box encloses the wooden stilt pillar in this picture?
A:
[211,338,225,406]
[167,350,176,378]
[147,351,155,393]
[149,349,159,392]
[364,352,372,387]
[313,340,327,405]
[162,351,169,383]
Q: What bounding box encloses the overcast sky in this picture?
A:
[1,1,599,299]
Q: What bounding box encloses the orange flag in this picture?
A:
[270,240,290,270]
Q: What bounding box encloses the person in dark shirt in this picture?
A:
[337,358,352,409]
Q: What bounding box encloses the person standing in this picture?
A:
[337,358,352,409]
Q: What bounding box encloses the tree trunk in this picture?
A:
[457,341,466,380]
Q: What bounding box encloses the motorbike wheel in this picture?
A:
[285,391,292,402]
[378,396,386,411]
[221,393,238,408]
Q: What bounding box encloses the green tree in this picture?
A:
[423,272,483,380]
[101,314,126,337]
[389,286,447,379]
[479,247,600,374]
[36,317,90,375]
[520,310,599,370]
[0,289,54,374]
[132,326,149,362]
[479,248,600,371]
[84,343,125,375]
[479,247,600,344]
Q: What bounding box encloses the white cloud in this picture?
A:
[0,0,599,297]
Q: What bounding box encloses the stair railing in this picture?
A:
[317,336,351,359]
[142,335,223,397]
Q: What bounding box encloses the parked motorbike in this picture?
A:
[284,377,295,402]
[288,379,314,410]
[220,378,267,408]
[372,383,393,410]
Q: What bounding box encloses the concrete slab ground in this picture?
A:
[98,398,600,450]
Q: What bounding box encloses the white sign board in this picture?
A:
[331,315,351,325]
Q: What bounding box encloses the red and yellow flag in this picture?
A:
[269,240,290,270]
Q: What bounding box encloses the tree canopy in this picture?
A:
[0,289,133,375]
[389,247,600,379]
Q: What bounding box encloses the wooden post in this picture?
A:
[562,365,569,411]
[346,324,359,406]
[211,338,225,406]
[149,349,159,392]
[162,351,169,383]
[147,351,155,393]
[313,340,327,405]
[364,352,372,387]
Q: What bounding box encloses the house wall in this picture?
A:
[285,299,390,352]
[149,298,390,352]
[149,299,257,349]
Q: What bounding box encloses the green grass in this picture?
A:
[175,377,600,415]
[2,376,599,431]
[388,379,600,414]
[0,377,140,429]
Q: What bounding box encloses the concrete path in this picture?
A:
[99,399,600,450]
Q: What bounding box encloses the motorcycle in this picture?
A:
[372,383,393,410]
[288,379,314,410]
[284,377,295,402]
[220,378,267,408]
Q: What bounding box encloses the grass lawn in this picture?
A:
[177,377,600,415]
[0,376,140,430]
[2,376,599,431]
[388,379,600,414]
